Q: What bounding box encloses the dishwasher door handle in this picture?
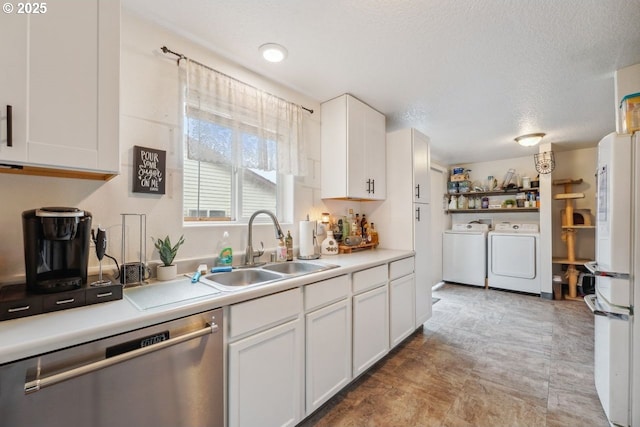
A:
[24,321,219,394]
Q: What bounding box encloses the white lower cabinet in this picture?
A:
[352,285,389,377]
[390,273,416,347]
[414,211,433,327]
[228,289,304,427]
[305,298,351,413]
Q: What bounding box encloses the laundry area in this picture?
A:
[441,152,597,300]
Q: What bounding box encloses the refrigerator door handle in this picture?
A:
[584,261,630,280]
[584,294,630,321]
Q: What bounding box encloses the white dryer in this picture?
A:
[442,223,489,287]
[488,223,541,294]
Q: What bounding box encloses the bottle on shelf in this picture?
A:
[360,214,368,239]
[449,195,458,209]
[369,223,379,245]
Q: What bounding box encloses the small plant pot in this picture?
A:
[157,264,177,281]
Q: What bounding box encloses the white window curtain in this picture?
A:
[185,59,307,176]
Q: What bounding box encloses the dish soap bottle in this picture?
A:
[216,231,233,266]
[277,238,287,262]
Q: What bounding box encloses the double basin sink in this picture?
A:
[200,260,339,292]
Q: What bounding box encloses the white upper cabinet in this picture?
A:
[321,94,386,200]
[0,0,120,178]
[413,129,431,203]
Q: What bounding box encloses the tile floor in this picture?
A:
[299,283,609,427]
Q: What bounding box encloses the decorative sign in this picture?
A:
[133,146,166,194]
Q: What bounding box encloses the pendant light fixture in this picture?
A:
[515,132,546,147]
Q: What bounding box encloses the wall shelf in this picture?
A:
[445,188,540,213]
[552,257,592,265]
[444,188,539,198]
[446,208,539,214]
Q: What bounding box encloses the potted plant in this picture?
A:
[503,199,516,208]
[153,235,185,281]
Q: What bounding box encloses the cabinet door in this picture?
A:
[305,299,351,414]
[352,285,389,377]
[228,318,304,427]
[0,0,119,173]
[0,12,27,162]
[27,0,119,172]
[390,273,416,347]
[415,203,433,326]
[346,95,369,199]
[413,130,430,204]
[322,94,386,200]
[364,106,386,200]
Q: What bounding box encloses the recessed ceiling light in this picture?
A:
[259,43,288,63]
[515,133,546,147]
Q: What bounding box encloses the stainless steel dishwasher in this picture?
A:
[0,308,223,427]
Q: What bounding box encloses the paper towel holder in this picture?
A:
[298,217,320,260]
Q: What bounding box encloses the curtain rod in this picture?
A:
[160,46,314,114]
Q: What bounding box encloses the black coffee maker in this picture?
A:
[22,207,92,293]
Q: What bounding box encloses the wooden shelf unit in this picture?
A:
[445,188,540,213]
[553,178,593,299]
[447,208,539,214]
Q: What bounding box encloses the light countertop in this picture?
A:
[0,249,413,365]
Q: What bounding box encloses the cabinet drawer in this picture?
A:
[0,296,43,321]
[390,257,415,280]
[43,290,86,312]
[304,275,349,312]
[86,285,123,305]
[230,288,302,339]
[352,264,388,294]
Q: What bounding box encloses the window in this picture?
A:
[182,59,305,223]
[183,118,279,221]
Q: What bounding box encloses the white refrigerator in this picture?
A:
[585,131,639,427]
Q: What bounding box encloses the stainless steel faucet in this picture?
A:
[242,210,285,267]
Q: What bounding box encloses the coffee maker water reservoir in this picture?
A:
[22,208,92,293]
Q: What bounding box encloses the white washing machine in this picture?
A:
[487,223,541,294]
[442,223,489,287]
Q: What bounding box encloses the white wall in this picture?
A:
[0,10,325,283]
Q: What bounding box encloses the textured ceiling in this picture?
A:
[123,0,640,165]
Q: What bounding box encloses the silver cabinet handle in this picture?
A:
[415,184,420,199]
[24,321,218,394]
[8,305,30,313]
[96,292,113,298]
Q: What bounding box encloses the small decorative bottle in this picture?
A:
[369,223,379,245]
[285,230,293,261]
[360,214,368,240]
[321,231,339,255]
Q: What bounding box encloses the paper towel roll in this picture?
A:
[299,220,316,257]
